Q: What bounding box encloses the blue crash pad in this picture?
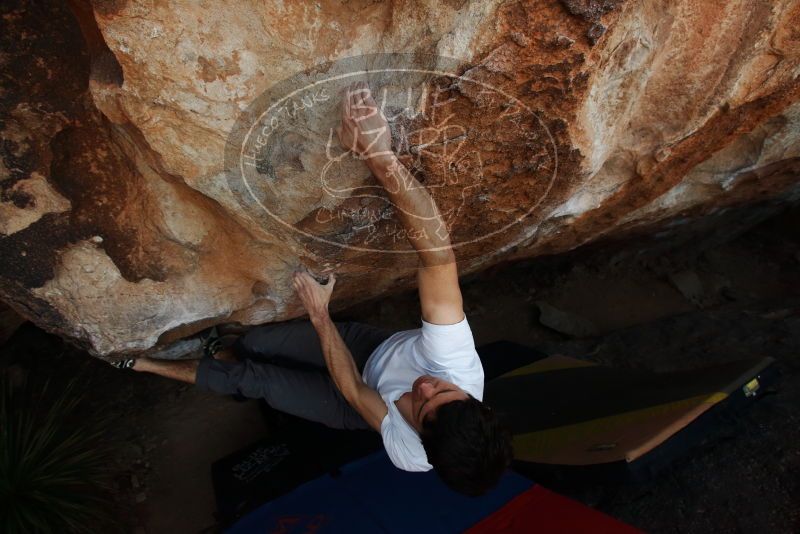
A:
[228,451,532,534]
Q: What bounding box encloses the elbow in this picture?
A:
[422,248,456,267]
[335,377,362,404]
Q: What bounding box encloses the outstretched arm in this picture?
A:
[338,81,464,325]
[293,271,387,431]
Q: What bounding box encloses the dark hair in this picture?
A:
[420,396,513,496]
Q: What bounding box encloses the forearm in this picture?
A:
[368,155,455,266]
[310,312,364,400]
[309,311,387,430]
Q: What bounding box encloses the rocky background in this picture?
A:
[1,0,799,356]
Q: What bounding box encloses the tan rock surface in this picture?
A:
[1,0,798,355]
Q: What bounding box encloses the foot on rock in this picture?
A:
[110,358,136,370]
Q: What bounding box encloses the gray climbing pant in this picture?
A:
[195,321,394,430]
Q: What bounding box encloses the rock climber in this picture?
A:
[115,81,512,496]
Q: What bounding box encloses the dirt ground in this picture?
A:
[1,206,798,533]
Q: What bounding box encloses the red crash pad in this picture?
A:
[466,485,641,534]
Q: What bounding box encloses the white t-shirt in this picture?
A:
[361,315,484,472]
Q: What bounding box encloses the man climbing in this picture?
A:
[119,82,512,496]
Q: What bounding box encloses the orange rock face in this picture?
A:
[1,0,798,355]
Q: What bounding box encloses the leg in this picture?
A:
[133,358,198,384]
[195,357,369,430]
[234,321,323,367]
[236,320,393,371]
[336,321,395,370]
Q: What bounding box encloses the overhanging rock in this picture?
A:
[1,0,799,356]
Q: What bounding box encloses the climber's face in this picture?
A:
[409,375,468,429]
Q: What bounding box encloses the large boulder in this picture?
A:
[1,0,798,356]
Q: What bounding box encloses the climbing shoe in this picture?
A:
[202,326,222,358]
[202,326,239,359]
[110,358,136,370]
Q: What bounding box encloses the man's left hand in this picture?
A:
[293,271,336,321]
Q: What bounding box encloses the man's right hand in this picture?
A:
[336,81,394,168]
